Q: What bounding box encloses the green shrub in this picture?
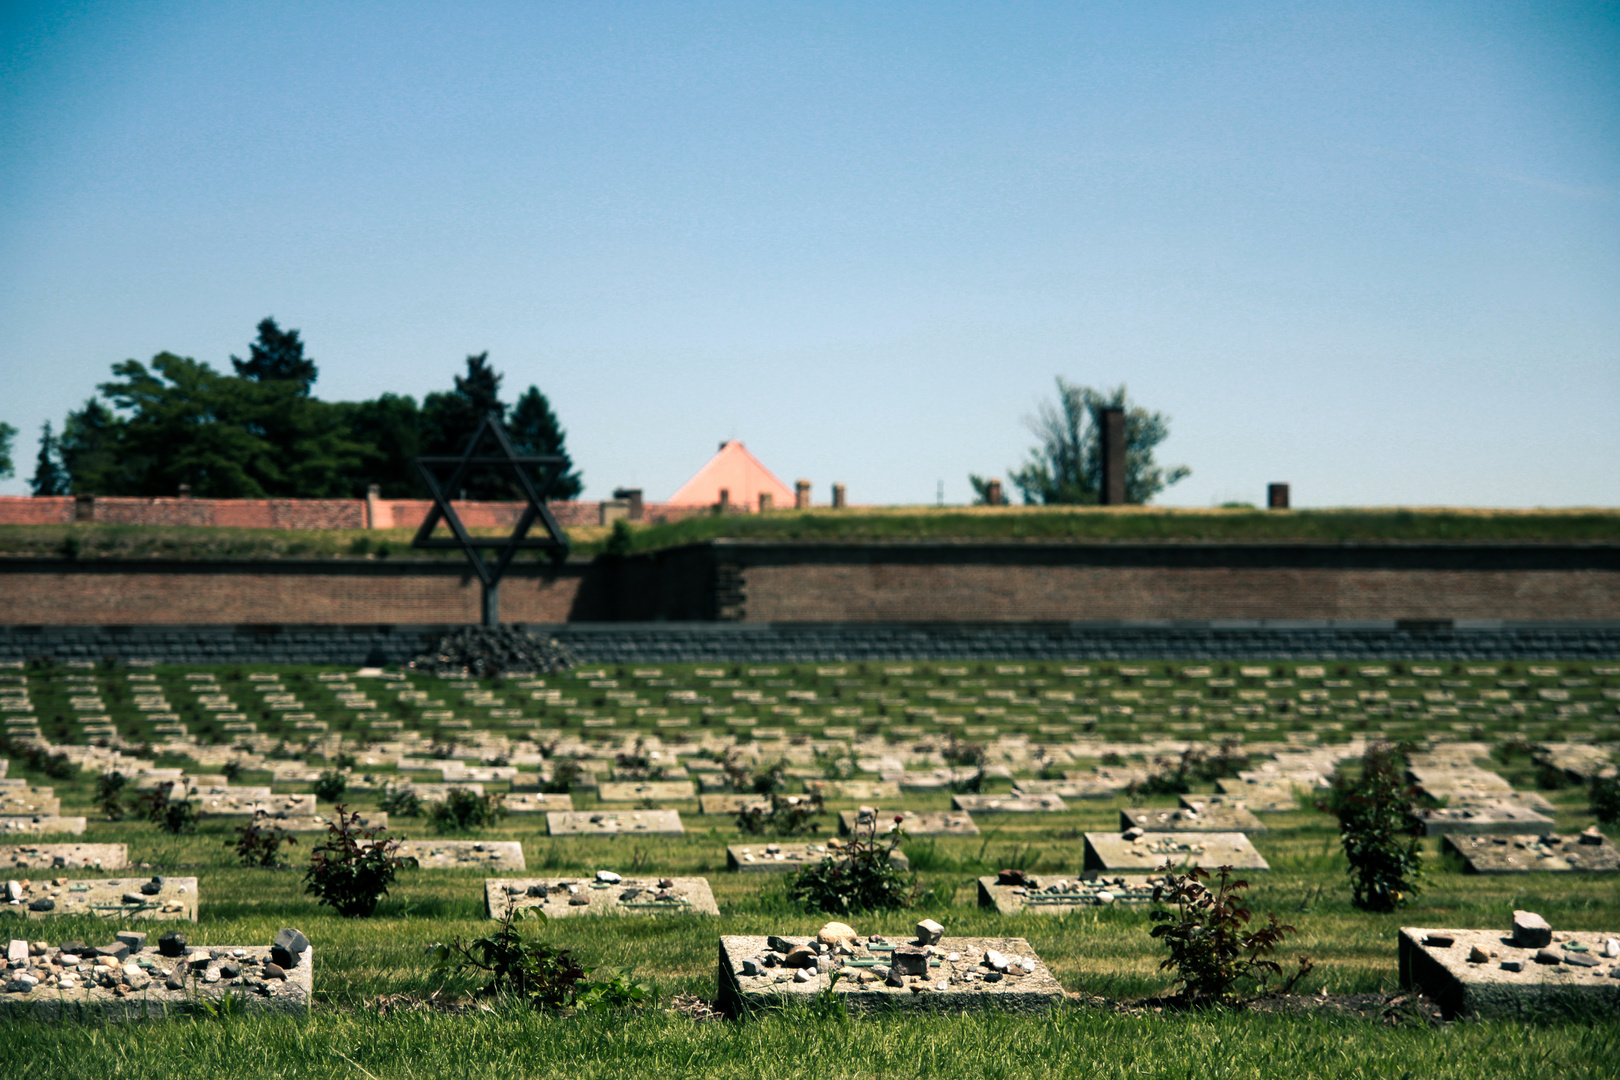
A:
[304,805,416,917]
[428,787,506,833]
[786,814,918,914]
[232,814,298,868]
[97,771,129,821]
[1128,739,1250,797]
[1321,742,1426,912]
[941,737,986,793]
[133,782,199,834]
[541,760,581,794]
[735,792,824,836]
[1149,864,1313,1005]
[379,786,424,817]
[433,908,648,1013]
[1591,772,1620,826]
[313,769,348,803]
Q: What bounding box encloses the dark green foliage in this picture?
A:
[134,783,200,834]
[786,815,918,914]
[1150,864,1313,1005]
[1128,739,1250,797]
[97,771,129,821]
[314,769,348,803]
[432,907,584,1009]
[428,787,506,833]
[1007,379,1190,505]
[232,815,298,868]
[540,760,581,794]
[723,753,786,795]
[58,399,119,494]
[507,385,582,500]
[735,792,824,836]
[379,786,424,818]
[30,421,67,495]
[1590,772,1620,826]
[604,518,634,556]
[941,736,987,793]
[231,317,317,391]
[1322,742,1426,912]
[304,805,417,917]
[0,420,15,478]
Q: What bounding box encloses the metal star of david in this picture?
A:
[411,414,571,619]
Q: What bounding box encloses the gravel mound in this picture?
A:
[409,627,577,678]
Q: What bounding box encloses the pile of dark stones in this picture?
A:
[409,627,577,678]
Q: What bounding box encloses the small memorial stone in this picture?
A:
[1513,911,1553,949]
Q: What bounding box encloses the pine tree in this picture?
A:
[29,422,67,495]
[231,317,318,392]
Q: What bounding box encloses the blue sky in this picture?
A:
[2,1,1616,506]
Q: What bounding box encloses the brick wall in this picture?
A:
[0,496,709,530]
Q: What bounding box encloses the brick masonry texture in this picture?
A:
[0,496,707,529]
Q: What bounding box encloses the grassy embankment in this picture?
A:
[1,506,1616,562]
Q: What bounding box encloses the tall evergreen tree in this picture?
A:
[231,317,318,392]
[29,422,67,495]
[0,422,16,480]
[509,386,582,499]
[59,399,122,494]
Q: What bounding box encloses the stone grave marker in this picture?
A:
[698,794,772,816]
[804,780,901,802]
[5,876,197,921]
[0,928,313,1019]
[484,874,719,919]
[396,841,526,871]
[0,818,86,836]
[596,780,698,803]
[258,811,390,832]
[546,811,684,837]
[1013,777,1120,800]
[726,842,910,873]
[1408,766,1514,800]
[1416,805,1556,836]
[503,792,573,813]
[1442,831,1619,874]
[1123,803,1268,835]
[1213,777,1300,812]
[838,809,979,837]
[1399,916,1620,1018]
[196,793,317,817]
[951,792,1068,814]
[977,871,1158,915]
[0,789,60,816]
[718,933,1064,1016]
[1083,831,1270,873]
[0,844,127,871]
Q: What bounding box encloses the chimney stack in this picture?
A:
[1098,407,1126,505]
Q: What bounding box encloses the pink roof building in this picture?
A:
[667,441,795,510]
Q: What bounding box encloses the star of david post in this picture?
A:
[410,413,571,626]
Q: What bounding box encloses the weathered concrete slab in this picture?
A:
[5,876,197,921]
[0,934,312,1019]
[0,818,85,836]
[0,845,127,871]
[1123,804,1268,835]
[952,792,1068,814]
[254,812,389,832]
[977,873,1157,915]
[1399,925,1620,1018]
[596,781,698,803]
[1083,832,1270,873]
[1445,789,1557,814]
[805,780,902,802]
[195,793,316,817]
[726,843,910,873]
[1408,766,1515,799]
[718,934,1064,1016]
[1214,777,1301,813]
[503,792,574,813]
[397,841,526,871]
[1442,832,1620,874]
[1417,806,1556,836]
[0,789,60,817]
[839,809,979,837]
[698,794,771,816]
[546,811,684,837]
[1013,778,1119,800]
[485,876,718,919]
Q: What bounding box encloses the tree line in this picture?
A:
[3,319,582,501]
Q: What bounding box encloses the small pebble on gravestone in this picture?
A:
[1563,952,1601,969]
[5,941,24,966]
[26,899,52,912]
[1468,946,1489,963]
[1534,949,1563,965]
[596,870,622,884]
[115,931,147,950]
[263,963,286,980]
[891,948,929,976]
[818,922,858,946]
[792,968,812,983]
[766,936,794,954]
[1605,939,1620,959]
[1422,935,1454,948]
[884,968,905,988]
[158,932,187,957]
[914,919,943,946]
[1513,911,1552,949]
[783,945,818,969]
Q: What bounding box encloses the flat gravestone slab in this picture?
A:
[0,844,127,871]
[485,876,718,919]
[805,780,902,802]
[1083,832,1270,873]
[719,935,1064,1016]
[596,781,698,803]
[1122,805,1267,835]
[1442,833,1620,874]
[398,841,526,871]
[546,811,684,837]
[196,793,316,817]
[699,794,771,816]
[1408,766,1514,799]
[977,873,1158,914]
[839,809,979,837]
[0,790,60,816]
[1214,777,1300,813]
[1399,926,1620,1018]
[504,792,573,813]
[952,793,1068,814]
[8,876,197,921]
[0,937,312,1019]
[1417,806,1556,836]
[1013,779,1118,800]
[260,812,389,832]
[1447,790,1556,814]
[726,843,910,873]
[0,818,85,836]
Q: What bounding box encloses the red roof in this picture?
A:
[667,441,795,508]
